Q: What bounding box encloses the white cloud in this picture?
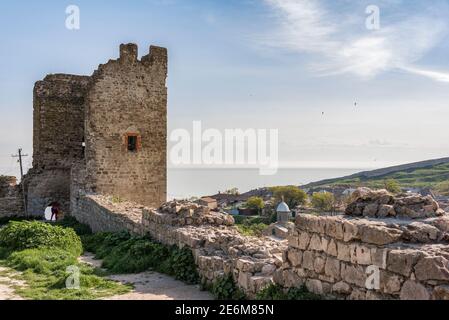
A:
[264,0,449,83]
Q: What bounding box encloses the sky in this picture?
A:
[1,0,449,179]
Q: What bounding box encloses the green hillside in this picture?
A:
[305,160,449,192]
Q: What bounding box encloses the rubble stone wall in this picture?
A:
[72,195,286,298]
[278,208,449,300]
[72,189,449,300]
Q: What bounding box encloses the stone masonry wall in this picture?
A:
[72,189,449,300]
[33,74,90,170]
[279,214,449,300]
[72,195,286,299]
[84,44,167,208]
[0,176,24,217]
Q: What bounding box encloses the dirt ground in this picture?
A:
[79,253,213,300]
[0,254,212,301]
[0,267,24,300]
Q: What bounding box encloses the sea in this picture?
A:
[167,167,367,200]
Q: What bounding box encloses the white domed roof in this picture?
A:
[277,201,290,213]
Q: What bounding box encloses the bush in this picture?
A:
[56,217,92,236]
[0,221,82,256]
[311,192,335,212]
[256,284,321,300]
[168,247,200,284]
[384,179,401,194]
[235,223,268,237]
[245,197,265,212]
[211,274,246,300]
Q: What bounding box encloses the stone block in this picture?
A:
[341,263,366,288]
[325,257,341,280]
[387,249,423,277]
[400,280,430,300]
[287,249,303,267]
[414,256,449,281]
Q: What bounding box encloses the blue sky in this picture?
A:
[1,0,449,178]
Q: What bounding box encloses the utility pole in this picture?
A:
[12,148,28,216]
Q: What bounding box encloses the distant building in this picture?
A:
[197,197,218,210]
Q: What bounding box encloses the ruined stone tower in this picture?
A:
[25,44,167,215]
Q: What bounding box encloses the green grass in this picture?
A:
[0,220,132,300]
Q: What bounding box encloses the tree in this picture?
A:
[270,186,307,209]
[384,179,401,194]
[246,197,265,213]
[311,192,336,212]
[225,188,240,196]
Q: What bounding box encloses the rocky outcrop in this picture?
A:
[346,188,445,219]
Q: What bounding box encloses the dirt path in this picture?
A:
[79,253,213,300]
[0,267,24,300]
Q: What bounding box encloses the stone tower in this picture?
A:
[25,43,167,215]
[84,44,167,207]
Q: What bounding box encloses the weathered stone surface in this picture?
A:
[400,280,430,300]
[302,251,315,271]
[297,231,311,250]
[337,242,351,262]
[387,249,423,277]
[350,244,372,265]
[341,263,366,287]
[326,239,338,257]
[343,220,359,242]
[308,234,323,252]
[414,256,449,281]
[359,224,403,246]
[325,218,344,240]
[380,271,403,294]
[314,256,326,274]
[332,281,351,295]
[287,249,303,267]
[325,257,341,280]
[432,285,449,300]
[306,279,323,295]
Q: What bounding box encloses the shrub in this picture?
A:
[167,247,200,284]
[256,284,321,300]
[311,192,335,212]
[211,274,246,300]
[235,223,268,237]
[0,221,82,256]
[56,217,92,236]
[384,179,401,194]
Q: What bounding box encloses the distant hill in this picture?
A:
[302,157,449,190]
